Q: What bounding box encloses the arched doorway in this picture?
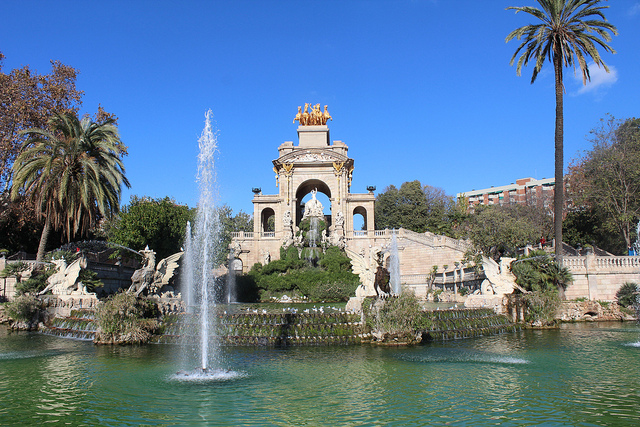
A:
[260,208,275,233]
[295,179,332,227]
[353,206,367,231]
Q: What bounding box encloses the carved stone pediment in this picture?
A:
[274,148,350,166]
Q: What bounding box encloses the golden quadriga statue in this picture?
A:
[293,103,332,126]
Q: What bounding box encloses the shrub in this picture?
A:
[616,282,638,308]
[16,267,54,295]
[522,289,560,326]
[511,251,572,293]
[0,261,30,280]
[246,246,359,302]
[77,269,103,293]
[363,293,430,340]
[5,294,42,322]
[297,279,359,302]
[95,291,160,344]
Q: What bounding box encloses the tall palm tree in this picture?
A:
[506,0,617,273]
[10,112,130,261]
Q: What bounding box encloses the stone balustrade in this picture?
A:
[562,254,640,301]
[594,256,640,270]
[562,256,587,271]
[562,255,640,273]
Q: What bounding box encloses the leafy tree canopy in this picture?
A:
[104,196,195,262]
[563,208,622,255]
[567,115,640,253]
[104,197,253,264]
[462,204,552,260]
[374,180,466,237]
[1,53,122,256]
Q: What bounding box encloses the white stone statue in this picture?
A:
[282,211,294,247]
[464,256,527,311]
[151,252,184,294]
[261,249,271,265]
[331,211,346,248]
[230,240,242,259]
[345,246,381,298]
[39,256,88,296]
[128,248,184,296]
[303,189,324,219]
[481,257,527,295]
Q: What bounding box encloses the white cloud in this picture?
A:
[572,62,618,95]
[629,3,640,16]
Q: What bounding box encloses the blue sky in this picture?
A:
[2,0,639,217]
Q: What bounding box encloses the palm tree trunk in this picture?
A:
[553,51,565,299]
[36,218,51,263]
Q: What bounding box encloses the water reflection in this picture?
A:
[1,323,639,425]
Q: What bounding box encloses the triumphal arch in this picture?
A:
[230,104,475,303]
[230,104,376,271]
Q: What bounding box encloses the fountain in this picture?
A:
[226,255,236,304]
[306,216,320,266]
[299,189,324,266]
[388,231,401,295]
[174,110,239,380]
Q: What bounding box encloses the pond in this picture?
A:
[1,322,639,426]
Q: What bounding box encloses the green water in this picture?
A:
[1,323,639,426]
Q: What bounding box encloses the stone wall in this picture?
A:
[345,229,471,277]
[0,258,37,301]
[563,255,640,301]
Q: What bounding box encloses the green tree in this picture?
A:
[563,207,622,254]
[216,204,253,265]
[0,54,121,256]
[511,250,572,293]
[247,246,359,302]
[105,198,252,264]
[615,282,638,308]
[375,180,462,236]
[463,204,552,260]
[11,112,130,262]
[0,53,84,191]
[506,0,617,266]
[104,196,194,262]
[567,116,640,252]
[511,250,572,304]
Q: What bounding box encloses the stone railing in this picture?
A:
[401,267,480,286]
[231,228,472,254]
[229,231,281,239]
[398,229,472,253]
[563,255,640,273]
[562,256,587,271]
[594,256,640,270]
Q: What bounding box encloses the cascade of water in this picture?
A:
[307,217,319,265]
[634,220,640,254]
[183,221,194,310]
[389,231,401,295]
[226,255,236,304]
[178,110,223,373]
